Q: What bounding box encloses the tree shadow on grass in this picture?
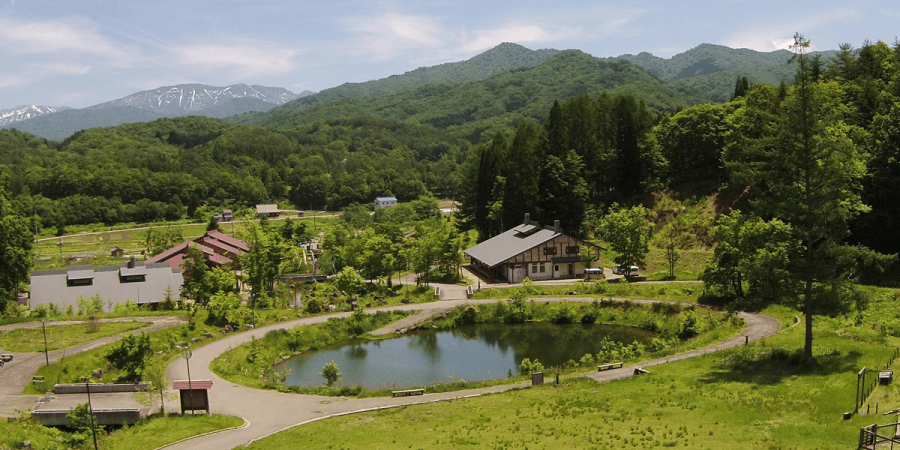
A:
[698,346,863,386]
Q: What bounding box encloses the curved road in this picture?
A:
[161,298,780,450]
[0,316,187,417]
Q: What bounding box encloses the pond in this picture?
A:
[275,322,658,389]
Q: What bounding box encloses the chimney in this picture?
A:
[524,213,530,224]
[554,220,560,232]
[128,255,135,268]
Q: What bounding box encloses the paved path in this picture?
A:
[161,298,780,450]
[0,316,187,417]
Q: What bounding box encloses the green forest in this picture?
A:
[2,38,899,320]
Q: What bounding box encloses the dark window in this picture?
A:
[67,278,93,287]
[543,247,557,256]
[531,264,537,274]
[120,275,146,283]
[539,264,546,273]
[566,246,580,255]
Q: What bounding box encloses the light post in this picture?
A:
[183,348,193,415]
[85,378,99,450]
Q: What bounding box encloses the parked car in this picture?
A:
[612,265,639,276]
[1,354,12,363]
[584,267,604,279]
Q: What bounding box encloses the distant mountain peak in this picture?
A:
[0,105,71,127]
[84,83,301,115]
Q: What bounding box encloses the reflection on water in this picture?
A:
[276,323,656,389]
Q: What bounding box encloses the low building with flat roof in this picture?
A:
[30,260,183,312]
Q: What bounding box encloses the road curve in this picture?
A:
[0,316,187,418]
[161,298,780,450]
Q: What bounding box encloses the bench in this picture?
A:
[597,362,624,371]
[392,388,424,398]
[32,376,45,384]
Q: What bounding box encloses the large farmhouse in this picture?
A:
[147,230,248,270]
[465,215,601,283]
[30,259,183,312]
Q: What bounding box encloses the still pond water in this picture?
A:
[276,323,657,389]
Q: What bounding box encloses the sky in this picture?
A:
[1,0,898,109]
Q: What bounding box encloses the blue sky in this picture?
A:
[1,0,898,109]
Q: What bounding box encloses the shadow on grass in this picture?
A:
[699,347,863,386]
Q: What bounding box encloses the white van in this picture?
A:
[613,265,639,276]
[584,268,604,279]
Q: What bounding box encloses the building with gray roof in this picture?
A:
[30,259,183,312]
[465,215,601,283]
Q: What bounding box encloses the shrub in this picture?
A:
[456,305,479,325]
[550,302,577,324]
[322,360,342,386]
[519,358,544,375]
[580,310,598,324]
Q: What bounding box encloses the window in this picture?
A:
[566,246,580,255]
[543,247,557,256]
[531,264,537,274]
[539,264,545,273]
[66,278,93,287]
[120,275,146,283]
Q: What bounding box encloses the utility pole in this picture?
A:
[42,321,49,366]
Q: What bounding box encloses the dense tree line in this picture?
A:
[0,116,467,232]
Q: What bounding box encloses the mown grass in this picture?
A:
[0,321,149,352]
[244,297,900,450]
[474,279,704,303]
[0,413,242,450]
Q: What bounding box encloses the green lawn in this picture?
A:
[244,296,900,450]
[0,321,149,352]
[0,413,242,450]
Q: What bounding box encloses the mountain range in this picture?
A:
[2,43,834,141]
[1,83,312,140]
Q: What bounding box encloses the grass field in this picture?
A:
[0,413,242,450]
[244,301,900,449]
[0,321,149,352]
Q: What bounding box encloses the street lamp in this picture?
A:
[183,348,193,415]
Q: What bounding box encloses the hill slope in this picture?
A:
[242,49,703,143]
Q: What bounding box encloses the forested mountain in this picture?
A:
[613,43,836,102]
[2,38,897,264]
[241,49,703,143]
[243,42,559,119]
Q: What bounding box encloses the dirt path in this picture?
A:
[159,298,780,450]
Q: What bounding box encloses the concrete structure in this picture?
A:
[374,196,398,209]
[465,214,601,283]
[30,259,183,312]
[256,204,280,218]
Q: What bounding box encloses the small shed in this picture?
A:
[110,247,125,258]
[173,380,212,414]
[222,209,233,221]
[374,196,398,209]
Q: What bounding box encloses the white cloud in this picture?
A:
[171,40,300,79]
[0,14,134,64]
[723,9,861,52]
[339,13,444,60]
